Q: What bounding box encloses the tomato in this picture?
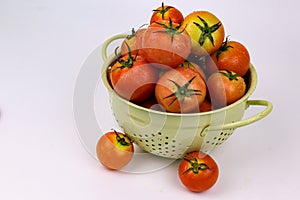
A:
[155,67,206,113]
[211,37,250,76]
[182,11,225,55]
[142,19,192,69]
[150,2,184,25]
[96,130,134,170]
[199,98,213,112]
[207,70,246,108]
[110,46,158,103]
[120,26,146,57]
[178,61,206,81]
[178,151,219,192]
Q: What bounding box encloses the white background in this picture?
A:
[1,0,300,199]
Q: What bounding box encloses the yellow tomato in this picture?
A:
[182,11,225,55]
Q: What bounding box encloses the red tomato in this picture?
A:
[155,67,206,113]
[182,11,225,55]
[150,2,184,25]
[211,37,250,76]
[207,70,246,108]
[142,19,192,69]
[109,46,158,103]
[96,130,134,170]
[178,151,219,192]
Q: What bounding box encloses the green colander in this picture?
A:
[101,34,273,159]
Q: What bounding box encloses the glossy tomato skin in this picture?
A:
[142,22,192,69]
[178,151,219,193]
[110,55,158,103]
[96,131,134,170]
[150,2,184,25]
[207,70,246,108]
[155,67,206,113]
[211,40,250,76]
[182,11,225,56]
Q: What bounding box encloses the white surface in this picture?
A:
[1,0,299,199]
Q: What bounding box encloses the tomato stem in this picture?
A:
[152,2,174,20]
[113,129,131,146]
[126,24,147,40]
[113,42,138,71]
[218,70,240,81]
[193,16,222,46]
[163,75,202,106]
[183,157,210,174]
[215,35,233,60]
[154,18,185,43]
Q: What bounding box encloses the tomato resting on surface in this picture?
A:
[96,130,134,170]
[178,151,219,193]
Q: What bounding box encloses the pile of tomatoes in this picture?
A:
[98,3,252,193]
[108,2,251,113]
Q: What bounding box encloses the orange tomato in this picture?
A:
[96,130,134,170]
[178,151,219,192]
[207,70,246,108]
[155,67,206,113]
[211,37,250,76]
[110,49,158,103]
[150,2,184,25]
[142,20,192,69]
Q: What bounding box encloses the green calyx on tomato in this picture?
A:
[152,2,174,20]
[193,16,222,46]
[183,157,210,174]
[114,42,138,70]
[218,70,240,81]
[215,36,233,60]
[113,129,131,147]
[126,24,147,40]
[126,28,139,40]
[154,18,186,43]
[163,76,202,106]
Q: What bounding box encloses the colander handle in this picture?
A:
[204,100,273,131]
[102,34,128,61]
